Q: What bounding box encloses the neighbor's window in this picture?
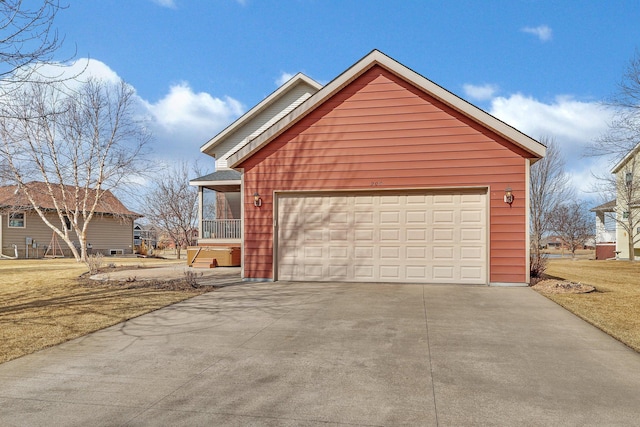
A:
[8,212,25,228]
[64,216,71,230]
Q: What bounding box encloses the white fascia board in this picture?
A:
[200,73,322,155]
[188,180,241,187]
[612,142,640,173]
[229,50,547,168]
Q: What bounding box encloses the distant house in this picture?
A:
[591,142,640,260]
[542,236,564,249]
[134,222,158,249]
[0,182,141,258]
[191,50,546,285]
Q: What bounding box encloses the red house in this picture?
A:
[203,50,546,285]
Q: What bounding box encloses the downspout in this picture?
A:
[525,158,531,284]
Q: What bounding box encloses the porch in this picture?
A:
[201,219,241,240]
[190,169,242,246]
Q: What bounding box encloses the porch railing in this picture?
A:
[201,219,241,240]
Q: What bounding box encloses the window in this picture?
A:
[63,216,71,230]
[8,212,25,228]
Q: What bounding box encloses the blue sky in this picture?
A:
[51,0,640,197]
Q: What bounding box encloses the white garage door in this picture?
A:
[276,190,487,284]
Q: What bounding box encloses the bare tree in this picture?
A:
[588,51,640,260]
[0,78,150,262]
[549,200,594,257]
[0,1,68,90]
[529,137,573,275]
[143,162,199,259]
[589,51,640,159]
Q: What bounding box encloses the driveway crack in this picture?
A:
[422,285,439,426]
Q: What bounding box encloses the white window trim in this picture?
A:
[8,212,26,228]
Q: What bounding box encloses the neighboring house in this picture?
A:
[192,50,546,285]
[591,142,640,260]
[542,236,563,249]
[0,182,140,258]
[134,222,158,249]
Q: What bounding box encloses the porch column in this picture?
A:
[595,211,606,243]
[198,186,203,240]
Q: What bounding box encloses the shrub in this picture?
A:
[530,253,547,281]
[86,253,104,275]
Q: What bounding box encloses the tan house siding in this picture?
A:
[1,211,133,258]
[238,66,530,283]
[84,215,134,254]
[211,81,319,169]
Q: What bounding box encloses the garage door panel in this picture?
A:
[406,265,427,279]
[461,209,483,223]
[433,266,454,280]
[304,264,324,280]
[380,229,401,242]
[432,228,454,242]
[354,246,374,258]
[329,229,348,241]
[354,229,374,243]
[406,210,427,224]
[277,191,486,284]
[329,246,347,258]
[461,228,483,242]
[304,246,324,258]
[380,246,401,259]
[328,264,349,279]
[406,246,427,259]
[433,210,454,223]
[355,211,374,224]
[354,265,374,280]
[407,228,427,241]
[461,266,483,280]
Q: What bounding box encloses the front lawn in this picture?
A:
[0,258,209,364]
[539,259,640,352]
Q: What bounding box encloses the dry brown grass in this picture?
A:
[539,259,640,352]
[0,257,210,364]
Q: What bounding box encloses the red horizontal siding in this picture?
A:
[240,65,531,284]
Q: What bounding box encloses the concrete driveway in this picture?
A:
[1,283,639,426]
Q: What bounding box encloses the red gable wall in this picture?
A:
[238,65,530,283]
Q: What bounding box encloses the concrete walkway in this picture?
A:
[90,265,242,286]
[1,283,639,426]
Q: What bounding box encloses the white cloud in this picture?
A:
[150,0,177,8]
[522,25,553,42]
[463,83,499,101]
[141,82,244,160]
[489,93,613,197]
[36,59,244,163]
[276,72,295,86]
[14,58,120,87]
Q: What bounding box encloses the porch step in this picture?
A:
[192,258,218,269]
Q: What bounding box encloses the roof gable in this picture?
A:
[200,73,322,168]
[229,50,546,168]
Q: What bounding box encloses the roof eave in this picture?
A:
[228,50,546,168]
[611,142,640,173]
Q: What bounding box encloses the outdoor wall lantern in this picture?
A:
[504,187,514,205]
[253,192,262,207]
